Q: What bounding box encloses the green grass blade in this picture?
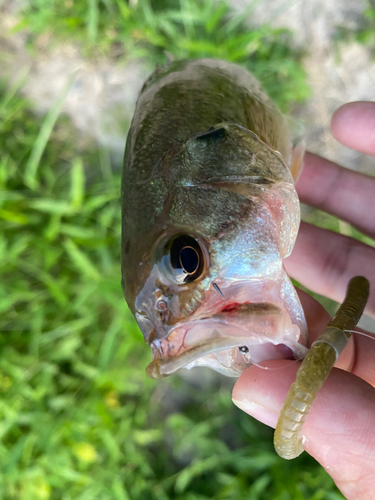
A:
[70,157,85,209]
[98,316,122,370]
[24,73,76,190]
[63,238,101,280]
[87,0,99,43]
[0,66,29,112]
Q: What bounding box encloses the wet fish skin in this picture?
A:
[121,58,307,377]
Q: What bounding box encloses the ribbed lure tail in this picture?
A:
[274,276,370,460]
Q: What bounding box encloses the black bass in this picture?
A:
[121,59,308,379]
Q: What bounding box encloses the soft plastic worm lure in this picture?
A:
[274,275,370,460]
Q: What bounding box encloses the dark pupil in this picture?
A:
[170,235,203,283]
[180,247,198,274]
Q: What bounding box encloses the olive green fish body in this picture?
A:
[122,59,307,378]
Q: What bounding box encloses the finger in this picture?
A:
[331,101,375,156]
[296,289,330,341]
[232,363,375,500]
[296,152,375,238]
[285,222,375,317]
[297,289,375,382]
[296,289,355,372]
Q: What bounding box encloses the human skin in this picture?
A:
[232,102,375,500]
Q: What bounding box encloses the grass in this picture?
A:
[3,0,371,498]
[334,0,375,52]
[13,0,310,112]
[0,79,347,500]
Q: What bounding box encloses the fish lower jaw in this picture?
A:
[146,305,308,379]
[147,337,307,379]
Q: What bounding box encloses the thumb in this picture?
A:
[232,361,375,500]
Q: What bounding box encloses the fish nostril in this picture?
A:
[156,300,167,311]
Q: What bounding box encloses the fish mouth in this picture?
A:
[146,300,308,379]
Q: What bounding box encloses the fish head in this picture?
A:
[122,123,308,378]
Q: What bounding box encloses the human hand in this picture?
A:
[232,102,375,500]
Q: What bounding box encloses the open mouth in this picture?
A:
[146,301,308,379]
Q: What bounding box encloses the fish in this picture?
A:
[121,58,308,379]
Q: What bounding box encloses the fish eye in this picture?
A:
[169,235,204,284]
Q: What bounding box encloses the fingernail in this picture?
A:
[232,397,279,428]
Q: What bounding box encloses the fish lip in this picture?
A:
[146,329,250,379]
